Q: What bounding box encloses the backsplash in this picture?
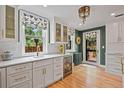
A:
[47,43,65,54]
[0,40,22,61]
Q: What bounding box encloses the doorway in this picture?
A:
[83,30,100,65]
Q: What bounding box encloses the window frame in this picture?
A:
[19,9,49,56]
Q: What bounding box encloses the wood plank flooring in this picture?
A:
[49,64,122,88]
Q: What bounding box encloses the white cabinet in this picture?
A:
[33,67,44,88]
[106,54,122,76]
[106,21,124,76]
[54,17,68,43]
[0,56,64,88]
[0,68,6,88]
[33,59,54,88]
[53,57,63,81]
[106,22,119,43]
[106,21,124,43]
[6,63,32,88]
[0,6,2,39]
[119,21,124,42]
[44,63,54,87]
[0,5,18,40]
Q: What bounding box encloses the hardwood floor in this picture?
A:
[49,64,122,88]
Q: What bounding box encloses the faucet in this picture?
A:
[34,38,40,56]
[36,45,40,56]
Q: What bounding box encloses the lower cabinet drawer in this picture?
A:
[54,62,63,70]
[33,59,53,68]
[7,63,32,75]
[54,69,63,81]
[54,57,63,64]
[7,70,32,87]
[10,80,32,88]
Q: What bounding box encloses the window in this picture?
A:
[19,10,49,54]
[25,26,43,53]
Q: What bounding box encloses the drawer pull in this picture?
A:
[56,73,62,76]
[44,69,46,74]
[120,57,124,74]
[15,76,26,82]
[56,65,62,68]
[42,69,44,75]
[15,67,26,70]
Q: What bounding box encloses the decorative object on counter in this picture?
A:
[78,6,90,24]
[1,51,13,61]
[76,36,81,45]
[58,44,65,54]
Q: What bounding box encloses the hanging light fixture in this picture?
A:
[78,6,90,24]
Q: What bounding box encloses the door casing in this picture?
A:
[82,30,101,65]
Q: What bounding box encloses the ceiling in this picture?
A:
[22,5,124,31]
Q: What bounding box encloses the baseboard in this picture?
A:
[99,65,106,68]
[82,62,106,68]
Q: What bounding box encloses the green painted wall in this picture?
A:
[75,31,83,52]
[75,26,106,65]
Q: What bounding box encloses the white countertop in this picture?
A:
[0,53,71,68]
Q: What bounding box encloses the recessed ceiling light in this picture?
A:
[111,13,116,16]
[43,5,47,7]
[79,23,82,25]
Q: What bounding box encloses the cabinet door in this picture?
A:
[120,21,124,42]
[0,5,17,39]
[0,68,6,88]
[63,25,68,42]
[33,67,44,88]
[106,23,119,43]
[56,23,61,42]
[5,5,15,38]
[0,5,3,39]
[44,64,54,87]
